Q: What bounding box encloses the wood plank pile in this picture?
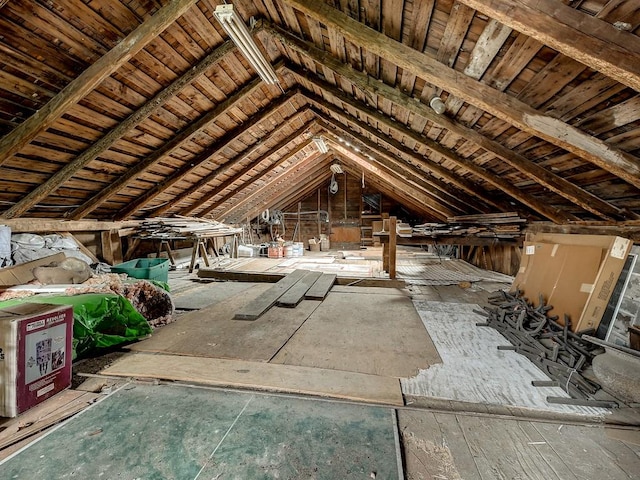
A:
[134,216,242,238]
[412,212,526,239]
[475,290,618,408]
[234,269,336,320]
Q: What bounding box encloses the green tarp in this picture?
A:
[0,294,152,358]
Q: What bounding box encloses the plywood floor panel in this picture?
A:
[101,353,404,405]
[130,283,321,362]
[270,291,441,377]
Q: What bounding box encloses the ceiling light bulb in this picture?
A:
[430,96,446,115]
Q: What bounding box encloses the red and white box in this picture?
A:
[0,303,74,417]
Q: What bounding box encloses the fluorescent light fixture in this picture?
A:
[214,4,279,85]
[313,136,329,153]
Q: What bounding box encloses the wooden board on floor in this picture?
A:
[270,291,441,378]
[0,389,100,459]
[398,410,640,480]
[234,269,310,320]
[101,353,404,406]
[171,281,257,310]
[305,273,337,300]
[129,283,321,362]
[277,271,323,307]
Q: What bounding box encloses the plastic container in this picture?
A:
[295,242,304,257]
[284,243,294,257]
[111,258,170,282]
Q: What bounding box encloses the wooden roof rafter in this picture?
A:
[269,24,634,221]
[114,89,304,219]
[219,149,330,222]
[180,118,319,217]
[67,65,286,220]
[197,133,326,218]
[279,0,640,190]
[0,0,201,165]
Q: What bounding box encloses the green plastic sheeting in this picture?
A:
[0,294,152,358]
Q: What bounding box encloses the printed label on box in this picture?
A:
[610,237,631,259]
[526,245,535,255]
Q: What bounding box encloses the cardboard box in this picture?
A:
[513,233,632,332]
[0,303,74,417]
[0,253,66,287]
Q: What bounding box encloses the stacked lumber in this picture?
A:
[134,216,242,238]
[412,212,525,239]
[234,269,336,320]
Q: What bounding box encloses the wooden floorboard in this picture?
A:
[277,271,323,307]
[304,273,337,300]
[101,353,404,406]
[398,409,640,480]
[234,269,309,320]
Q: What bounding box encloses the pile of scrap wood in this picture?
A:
[475,290,618,408]
[234,269,336,320]
[412,212,525,239]
[135,216,242,238]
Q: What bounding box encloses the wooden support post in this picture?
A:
[124,237,141,261]
[100,229,123,266]
[389,216,397,280]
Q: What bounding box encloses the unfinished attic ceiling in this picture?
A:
[0,0,639,225]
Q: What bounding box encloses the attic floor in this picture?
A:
[1,247,639,479]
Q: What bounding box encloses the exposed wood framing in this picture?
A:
[1,219,140,233]
[183,120,317,216]
[271,25,633,221]
[2,38,241,219]
[457,0,640,92]
[68,68,278,219]
[0,0,200,166]
[114,90,301,219]
[220,150,328,222]
[280,1,640,189]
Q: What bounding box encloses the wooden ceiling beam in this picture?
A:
[298,83,503,212]
[276,4,640,189]
[68,63,284,220]
[1,36,243,220]
[240,164,334,223]
[0,0,200,166]
[457,0,640,92]
[220,150,329,222]
[150,105,310,218]
[271,26,631,220]
[113,90,301,220]
[198,136,321,218]
[326,137,453,220]
[313,114,474,215]
[293,81,572,223]
[335,154,444,220]
[181,120,317,217]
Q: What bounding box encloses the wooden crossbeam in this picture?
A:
[196,139,321,218]
[221,151,330,223]
[458,0,640,93]
[273,5,640,190]
[0,0,199,167]
[271,25,631,221]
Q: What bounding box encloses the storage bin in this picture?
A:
[111,258,170,282]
